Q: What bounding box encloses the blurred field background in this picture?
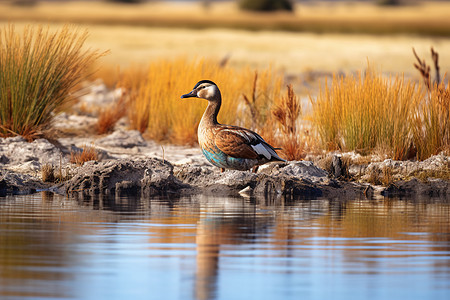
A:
[1,1,450,74]
[1,0,450,162]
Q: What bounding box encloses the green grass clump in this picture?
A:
[0,25,103,140]
[310,69,423,160]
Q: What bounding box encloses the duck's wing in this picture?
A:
[214,126,285,161]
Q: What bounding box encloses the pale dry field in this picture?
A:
[2,1,450,30]
[1,1,450,78]
[5,21,450,79]
[85,25,450,76]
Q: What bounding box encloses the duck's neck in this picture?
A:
[200,99,221,128]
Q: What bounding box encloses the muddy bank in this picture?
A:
[54,157,368,199]
[1,131,449,200]
[56,157,449,200]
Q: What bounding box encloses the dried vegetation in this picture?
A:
[310,68,422,160]
[412,48,450,160]
[70,144,99,166]
[0,24,103,140]
[41,162,71,183]
[271,84,308,160]
[96,95,127,134]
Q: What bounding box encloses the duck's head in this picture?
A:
[181,80,221,102]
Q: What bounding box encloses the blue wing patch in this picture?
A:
[201,146,256,171]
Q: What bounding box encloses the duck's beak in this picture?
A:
[181,90,197,99]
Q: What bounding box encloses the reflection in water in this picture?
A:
[0,193,449,300]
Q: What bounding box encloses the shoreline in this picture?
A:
[1,130,449,201]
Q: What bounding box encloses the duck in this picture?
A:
[181,80,286,172]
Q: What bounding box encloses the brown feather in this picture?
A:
[214,128,259,159]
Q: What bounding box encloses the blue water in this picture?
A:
[0,193,449,300]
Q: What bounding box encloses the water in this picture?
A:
[0,193,449,300]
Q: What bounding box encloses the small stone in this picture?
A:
[239,186,253,196]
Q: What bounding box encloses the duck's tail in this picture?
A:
[251,143,286,162]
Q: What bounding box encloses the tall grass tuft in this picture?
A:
[310,68,422,160]
[412,82,450,160]
[0,24,103,140]
[124,57,283,145]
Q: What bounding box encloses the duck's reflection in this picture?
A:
[196,220,220,300]
[192,195,272,300]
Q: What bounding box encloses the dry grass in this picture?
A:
[123,57,284,145]
[411,48,450,160]
[411,167,450,182]
[96,96,127,135]
[0,24,103,140]
[242,72,265,130]
[381,166,394,186]
[310,68,423,160]
[41,163,55,183]
[240,69,283,132]
[122,59,307,158]
[310,49,449,161]
[271,84,307,160]
[413,82,450,160]
[70,144,99,165]
[41,162,71,183]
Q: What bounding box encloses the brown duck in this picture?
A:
[181,80,285,172]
